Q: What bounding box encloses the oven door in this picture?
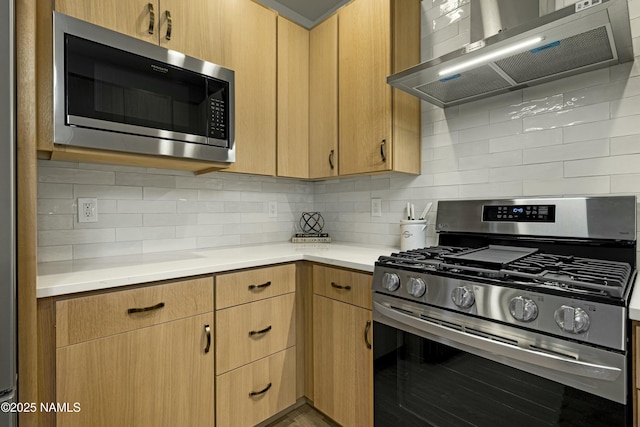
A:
[373,295,631,427]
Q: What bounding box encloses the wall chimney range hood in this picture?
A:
[388,0,634,108]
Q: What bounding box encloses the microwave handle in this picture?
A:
[147,3,155,35]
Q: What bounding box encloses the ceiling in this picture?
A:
[255,0,351,29]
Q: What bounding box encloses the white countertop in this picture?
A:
[37,242,397,298]
[628,279,640,321]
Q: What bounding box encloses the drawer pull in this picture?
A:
[248,281,272,291]
[127,302,165,314]
[249,382,272,397]
[249,325,272,337]
[364,320,372,350]
[331,282,352,291]
[164,10,172,41]
[204,324,211,354]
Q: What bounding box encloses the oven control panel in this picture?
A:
[482,204,556,222]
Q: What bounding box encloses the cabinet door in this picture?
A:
[211,0,277,176]
[313,295,373,427]
[338,0,392,175]
[55,0,158,44]
[309,15,339,179]
[159,0,222,64]
[277,17,309,179]
[56,313,215,427]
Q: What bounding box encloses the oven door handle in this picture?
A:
[373,302,622,382]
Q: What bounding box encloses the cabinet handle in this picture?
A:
[248,281,271,291]
[147,3,155,35]
[127,302,165,314]
[380,139,387,162]
[331,282,351,291]
[164,10,172,41]
[329,149,335,170]
[249,382,272,397]
[364,320,372,350]
[204,324,211,353]
[249,325,272,337]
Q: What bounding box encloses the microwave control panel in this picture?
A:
[209,92,227,140]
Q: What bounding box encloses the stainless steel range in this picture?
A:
[372,196,636,426]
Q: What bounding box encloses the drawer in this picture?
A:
[313,264,372,310]
[216,263,295,309]
[216,293,295,373]
[56,276,213,347]
[216,347,296,427]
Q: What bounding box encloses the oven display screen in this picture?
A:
[482,205,556,222]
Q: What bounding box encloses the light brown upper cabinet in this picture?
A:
[309,15,339,179]
[338,0,421,176]
[55,0,220,63]
[209,0,278,176]
[277,17,310,179]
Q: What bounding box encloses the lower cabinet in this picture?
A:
[50,276,215,427]
[56,313,215,427]
[312,265,373,427]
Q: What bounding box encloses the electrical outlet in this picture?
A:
[78,197,98,223]
[268,201,278,218]
[371,198,382,217]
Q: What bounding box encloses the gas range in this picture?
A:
[372,196,637,405]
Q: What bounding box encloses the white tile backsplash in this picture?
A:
[36,1,640,259]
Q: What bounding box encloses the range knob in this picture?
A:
[381,272,400,292]
[554,305,590,334]
[509,296,538,322]
[406,277,427,298]
[451,286,475,309]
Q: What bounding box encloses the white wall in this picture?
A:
[37,0,640,261]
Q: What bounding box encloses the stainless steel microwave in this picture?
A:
[53,12,235,163]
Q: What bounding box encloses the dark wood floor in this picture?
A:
[266,404,339,427]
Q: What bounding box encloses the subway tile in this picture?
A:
[38,199,76,215]
[459,181,523,198]
[38,183,73,199]
[631,0,640,20]
[489,163,563,182]
[143,213,197,226]
[611,173,640,193]
[409,185,460,200]
[177,200,225,213]
[143,188,198,201]
[38,228,115,246]
[175,176,223,190]
[611,94,640,118]
[224,201,264,213]
[72,241,142,260]
[564,154,640,177]
[77,162,146,173]
[490,95,563,124]
[39,167,115,185]
[523,176,610,195]
[37,159,78,169]
[522,68,610,101]
[563,115,640,143]
[458,119,523,143]
[197,212,242,225]
[433,140,489,159]
[565,77,640,109]
[458,151,522,170]
[38,215,73,231]
[439,110,490,132]
[523,139,610,164]
[74,184,142,200]
[422,157,459,173]
[176,224,224,238]
[73,213,143,229]
[117,200,176,214]
[142,237,197,253]
[222,179,263,192]
[38,245,73,262]
[115,172,176,188]
[423,131,459,148]
[433,169,489,185]
[459,92,524,118]
[522,102,610,132]
[610,134,640,155]
[490,129,563,152]
[432,31,469,58]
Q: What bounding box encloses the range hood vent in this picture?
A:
[388,0,634,108]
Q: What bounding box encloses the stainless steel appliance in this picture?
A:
[53,12,235,163]
[0,0,17,425]
[387,0,634,108]
[372,196,636,426]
